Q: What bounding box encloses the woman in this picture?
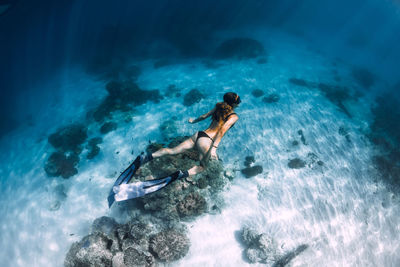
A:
[141,91,241,178]
[109,92,241,205]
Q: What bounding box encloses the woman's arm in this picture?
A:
[201,114,238,166]
[188,107,216,124]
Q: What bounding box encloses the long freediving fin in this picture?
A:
[113,170,189,202]
[107,153,152,208]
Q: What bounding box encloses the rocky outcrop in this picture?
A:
[183,89,204,106]
[214,38,265,59]
[45,123,88,178]
[240,226,308,266]
[48,123,88,153]
[44,151,79,179]
[65,232,114,267]
[240,226,281,264]
[92,80,163,123]
[65,216,190,266]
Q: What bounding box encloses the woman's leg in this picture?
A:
[152,134,197,158]
[187,165,204,176]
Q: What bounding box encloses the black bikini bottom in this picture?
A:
[196,131,214,143]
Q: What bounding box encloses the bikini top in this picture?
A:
[224,112,238,128]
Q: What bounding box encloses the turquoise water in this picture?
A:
[1,1,400,267]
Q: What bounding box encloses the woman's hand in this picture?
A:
[210,147,218,160]
[188,118,195,124]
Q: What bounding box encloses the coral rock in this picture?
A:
[288,158,306,169]
[124,247,155,267]
[149,229,190,262]
[64,233,114,267]
[48,123,88,153]
[177,192,207,218]
[183,89,204,106]
[44,151,79,178]
[241,165,263,178]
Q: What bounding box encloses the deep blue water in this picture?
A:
[1,0,400,138]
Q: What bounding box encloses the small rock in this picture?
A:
[297,130,307,145]
[244,156,255,167]
[262,93,280,103]
[241,165,263,178]
[49,200,61,211]
[252,89,264,98]
[288,158,306,169]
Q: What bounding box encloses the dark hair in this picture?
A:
[212,92,240,122]
[223,92,241,106]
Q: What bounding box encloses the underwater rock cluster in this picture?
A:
[240,226,282,265]
[241,156,263,178]
[45,123,88,178]
[214,37,265,59]
[92,80,163,123]
[65,216,190,267]
[239,226,308,266]
[288,153,324,170]
[44,73,170,179]
[183,89,204,107]
[44,151,80,179]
